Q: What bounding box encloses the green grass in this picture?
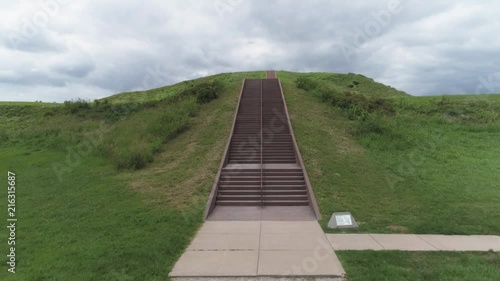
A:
[337,251,500,281]
[279,71,500,235]
[0,103,62,143]
[1,70,499,280]
[104,71,265,103]
[284,71,408,98]
[0,71,261,280]
[0,102,61,106]
[0,147,201,281]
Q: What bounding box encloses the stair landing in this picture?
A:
[208,206,316,221]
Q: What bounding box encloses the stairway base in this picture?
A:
[207,206,316,221]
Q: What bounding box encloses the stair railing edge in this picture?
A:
[203,79,246,220]
[277,79,322,220]
[260,79,264,207]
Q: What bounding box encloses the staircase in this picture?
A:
[213,76,312,207]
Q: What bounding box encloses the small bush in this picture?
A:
[316,86,338,103]
[114,140,154,170]
[196,80,223,104]
[311,86,400,141]
[367,97,396,115]
[336,91,368,110]
[64,99,91,114]
[62,98,144,121]
[346,105,369,121]
[160,80,223,105]
[295,77,318,91]
[437,95,450,107]
[319,90,395,115]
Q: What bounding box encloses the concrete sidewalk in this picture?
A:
[327,234,500,251]
[170,221,500,279]
[169,221,345,278]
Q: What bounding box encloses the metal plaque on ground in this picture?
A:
[328,212,358,229]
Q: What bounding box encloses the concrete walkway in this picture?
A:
[170,222,500,279]
[327,234,500,251]
[170,221,345,278]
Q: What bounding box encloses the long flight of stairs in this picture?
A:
[228,80,262,164]
[215,78,310,207]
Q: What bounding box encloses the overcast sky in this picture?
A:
[1,0,499,102]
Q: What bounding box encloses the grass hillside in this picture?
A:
[0,71,262,280]
[0,70,499,280]
[280,71,500,280]
[280,71,500,234]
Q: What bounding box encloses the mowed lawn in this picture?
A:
[279,71,500,235]
[337,251,500,281]
[0,146,203,281]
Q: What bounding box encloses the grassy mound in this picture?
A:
[0,70,499,280]
[280,71,500,234]
[0,71,262,280]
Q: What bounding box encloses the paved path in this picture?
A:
[170,221,345,278]
[170,222,500,279]
[327,234,500,251]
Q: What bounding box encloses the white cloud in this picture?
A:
[0,0,499,102]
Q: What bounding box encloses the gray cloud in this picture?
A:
[52,62,96,78]
[1,31,66,53]
[0,0,499,102]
